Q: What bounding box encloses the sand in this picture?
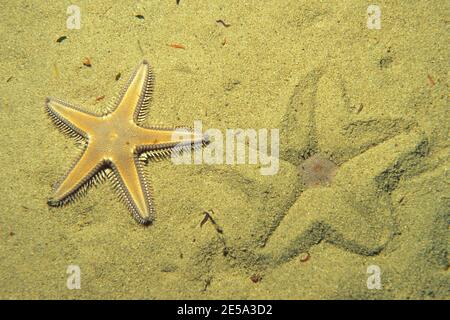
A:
[0,1,448,299]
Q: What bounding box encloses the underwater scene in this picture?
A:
[0,1,448,299]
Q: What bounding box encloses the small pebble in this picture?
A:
[82,57,92,67]
[56,36,67,43]
[299,252,310,262]
[355,103,363,114]
[250,274,262,283]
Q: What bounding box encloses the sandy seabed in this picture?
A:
[0,1,448,299]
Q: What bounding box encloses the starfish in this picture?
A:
[46,60,207,225]
[259,68,426,262]
[183,68,424,272]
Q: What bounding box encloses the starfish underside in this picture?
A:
[46,60,207,225]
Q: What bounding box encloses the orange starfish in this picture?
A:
[46,60,207,225]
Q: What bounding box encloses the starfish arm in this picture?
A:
[110,155,155,225]
[135,127,207,156]
[279,69,324,164]
[46,97,102,137]
[314,72,413,163]
[48,147,105,205]
[333,131,428,191]
[113,60,154,123]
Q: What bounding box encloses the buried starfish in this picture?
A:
[46,60,207,224]
[180,68,427,274]
[260,69,428,262]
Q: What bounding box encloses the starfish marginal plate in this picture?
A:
[46,60,207,225]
